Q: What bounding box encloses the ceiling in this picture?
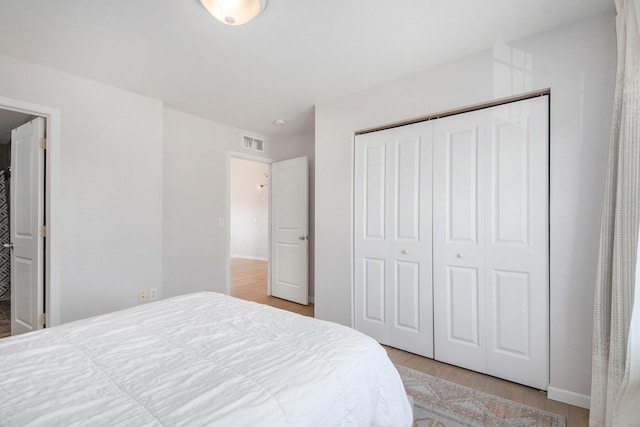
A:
[0,0,613,138]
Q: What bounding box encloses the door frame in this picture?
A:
[225,151,273,296]
[0,96,60,328]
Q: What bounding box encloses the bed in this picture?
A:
[0,292,412,426]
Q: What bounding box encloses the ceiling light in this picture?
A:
[199,0,267,26]
[273,119,286,126]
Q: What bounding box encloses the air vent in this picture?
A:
[243,135,264,152]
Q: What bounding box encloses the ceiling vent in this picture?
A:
[243,135,264,152]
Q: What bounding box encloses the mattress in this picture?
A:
[0,292,412,426]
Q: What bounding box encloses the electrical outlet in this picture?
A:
[138,290,147,304]
[149,288,158,301]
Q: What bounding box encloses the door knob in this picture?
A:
[456,253,463,258]
[3,243,13,249]
[299,236,306,240]
[401,250,409,254]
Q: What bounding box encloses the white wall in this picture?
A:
[314,13,616,405]
[0,52,316,323]
[230,158,269,260]
[0,54,163,323]
[163,108,315,299]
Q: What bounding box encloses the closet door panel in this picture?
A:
[396,139,420,241]
[363,257,386,323]
[485,96,549,389]
[389,126,433,358]
[447,266,481,346]
[492,270,530,355]
[493,121,529,244]
[355,123,434,358]
[395,261,420,330]
[364,144,387,239]
[355,136,391,343]
[433,111,486,372]
[448,129,479,242]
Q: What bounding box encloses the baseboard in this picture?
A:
[547,386,590,409]
[230,254,268,261]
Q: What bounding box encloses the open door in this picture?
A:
[10,117,45,335]
[271,156,308,305]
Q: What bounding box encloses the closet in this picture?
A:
[354,95,549,389]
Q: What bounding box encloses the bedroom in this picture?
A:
[0,0,638,425]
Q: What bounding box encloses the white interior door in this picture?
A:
[10,117,45,336]
[354,122,434,358]
[270,156,308,305]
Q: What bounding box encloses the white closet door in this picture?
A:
[433,96,549,389]
[354,122,434,358]
[433,110,487,372]
[484,97,549,389]
[355,135,390,343]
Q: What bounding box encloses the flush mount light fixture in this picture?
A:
[273,119,286,126]
[199,0,268,26]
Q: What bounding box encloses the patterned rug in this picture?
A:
[396,365,566,427]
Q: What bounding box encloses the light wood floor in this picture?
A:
[0,299,10,339]
[230,258,588,426]
[230,258,313,317]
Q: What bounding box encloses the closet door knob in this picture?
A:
[3,243,13,249]
[401,250,409,254]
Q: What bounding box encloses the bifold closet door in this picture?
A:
[354,122,434,358]
[432,109,487,373]
[433,96,549,389]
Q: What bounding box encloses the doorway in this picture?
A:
[0,109,25,338]
[226,153,313,317]
[0,96,59,337]
[0,108,44,339]
[229,157,270,302]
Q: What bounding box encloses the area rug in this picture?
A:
[396,365,566,427]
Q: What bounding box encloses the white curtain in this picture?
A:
[590,1,640,426]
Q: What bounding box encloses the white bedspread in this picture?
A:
[0,292,412,426]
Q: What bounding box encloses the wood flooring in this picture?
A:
[230,258,589,426]
[230,257,313,317]
[0,299,10,339]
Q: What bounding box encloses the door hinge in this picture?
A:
[39,137,47,150]
[39,313,46,326]
[39,225,46,237]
